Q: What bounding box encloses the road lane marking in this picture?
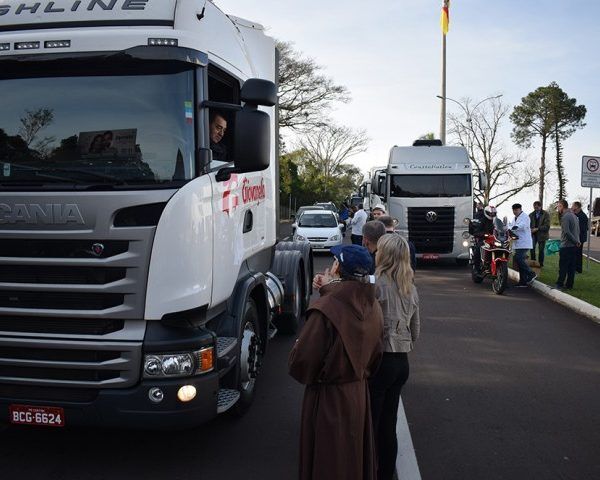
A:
[396,396,422,480]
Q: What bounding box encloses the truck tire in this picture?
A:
[271,249,305,335]
[276,241,313,309]
[232,297,261,416]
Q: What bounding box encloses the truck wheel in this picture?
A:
[232,298,261,416]
[275,267,303,335]
[276,241,313,309]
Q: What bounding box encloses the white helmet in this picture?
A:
[484,205,497,220]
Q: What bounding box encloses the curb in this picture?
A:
[508,268,600,324]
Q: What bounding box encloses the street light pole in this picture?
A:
[439,33,447,145]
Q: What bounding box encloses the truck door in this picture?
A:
[206,66,265,306]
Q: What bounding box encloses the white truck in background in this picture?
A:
[0,0,312,429]
[377,140,481,264]
[359,166,386,213]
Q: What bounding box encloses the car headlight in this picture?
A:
[462,231,470,239]
[143,347,214,378]
[329,234,340,241]
[295,234,306,241]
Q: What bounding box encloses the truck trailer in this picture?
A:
[0,0,312,429]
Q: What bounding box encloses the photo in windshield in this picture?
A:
[299,213,338,228]
[390,174,472,198]
[0,68,195,189]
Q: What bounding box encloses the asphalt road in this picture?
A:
[1,234,599,479]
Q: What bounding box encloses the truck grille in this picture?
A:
[0,338,141,388]
[0,317,124,335]
[0,291,124,310]
[0,239,128,258]
[408,207,455,254]
[0,266,127,285]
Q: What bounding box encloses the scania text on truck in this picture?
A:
[0,0,313,429]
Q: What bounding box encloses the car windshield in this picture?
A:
[316,203,337,212]
[299,213,337,228]
[0,66,195,190]
[297,206,323,216]
[390,174,472,198]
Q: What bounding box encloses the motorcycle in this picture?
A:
[465,217,517,295]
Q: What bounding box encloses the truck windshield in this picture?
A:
[390,174,472,198]
[0,68,195,189]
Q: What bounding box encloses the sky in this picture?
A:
[216,0,599,218]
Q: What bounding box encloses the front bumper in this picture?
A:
[309,239,342,251]
[0,372,219,430]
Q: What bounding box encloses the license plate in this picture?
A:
[9,405,65,427]
[422,254,440,260]
[312,244,324,248]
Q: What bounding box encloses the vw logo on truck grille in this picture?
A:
[426,211,438,223]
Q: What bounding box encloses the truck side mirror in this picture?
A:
[232,105,270,173]
[240,78,277,107]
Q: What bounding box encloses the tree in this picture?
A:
[418,132,436,140]
[18,108,55,158]
[293,125,368,204]
[511,86,553,205]
[448,96,537,207]
[547,83,586,200]
[511,82,586,204]
[277,41,350,132]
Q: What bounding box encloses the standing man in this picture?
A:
[371,205,386,220]
[508,203,536,286]
[555,200,580,290]
[350,204,368,246]
[571,201,588,274]
[362,220,387,271]
[529,201,550,267]
[378,215,417,272]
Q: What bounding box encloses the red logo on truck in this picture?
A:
[221,174,240,215]
[221,176,267,215]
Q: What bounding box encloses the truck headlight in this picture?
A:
[329,234,340,241]
[462,240,469,247]
[143,347,214,378]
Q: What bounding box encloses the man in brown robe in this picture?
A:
[289,245,384,480]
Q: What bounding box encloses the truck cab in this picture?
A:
[0,0,311,429]
[383,141,473,263]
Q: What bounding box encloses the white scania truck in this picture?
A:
[375,140,477,263]
[0,0,312,429]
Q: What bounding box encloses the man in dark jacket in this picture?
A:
[556,200,580,290]
[572,201,589,273]
[529,201,551,267]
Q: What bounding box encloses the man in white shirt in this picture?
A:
[508,203,536,286]
[350,204,368,245]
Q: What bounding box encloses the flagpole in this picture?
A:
[440,31,447,145]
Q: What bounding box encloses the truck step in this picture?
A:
[217,388,240,414]
[216,337,238,358]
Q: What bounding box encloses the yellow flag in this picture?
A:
[441,0,450,35]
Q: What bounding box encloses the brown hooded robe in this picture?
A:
[289,280,384,480]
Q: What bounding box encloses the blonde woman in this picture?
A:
[370,234,420,480]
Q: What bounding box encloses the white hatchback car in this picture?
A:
[293,210,343,251]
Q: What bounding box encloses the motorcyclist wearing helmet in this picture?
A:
[471,205,497,272]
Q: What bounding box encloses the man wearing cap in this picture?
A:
[508,203,536,286]
[290,244,383,480]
